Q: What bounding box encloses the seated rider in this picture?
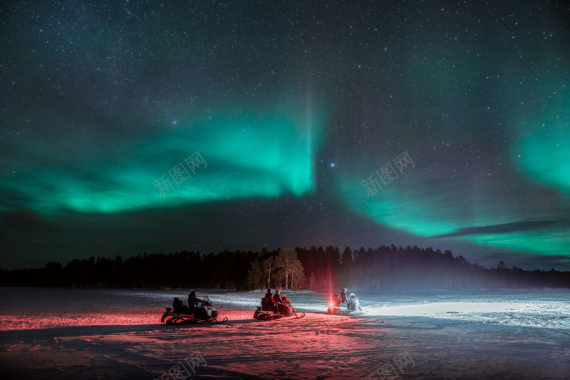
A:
[279,295,293,316]
[347,293,361,311]
[188,291,204,313]
[262,289,276,311]
[273,289,283,313]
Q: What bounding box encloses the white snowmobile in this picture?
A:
[328,292,362,314]
[346,293,362,312]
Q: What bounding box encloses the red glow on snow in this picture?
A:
[0,309,255,331]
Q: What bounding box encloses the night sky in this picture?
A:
[1,1,569,270]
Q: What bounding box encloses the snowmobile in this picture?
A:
[327,293,344,314]
[254,295,305,320]
[161,296,228,325]
[328,293,362,314]
[346,293,362,312]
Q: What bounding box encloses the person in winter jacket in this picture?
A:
[340,288,348,303]
[264,289,273,299]
[188,291,204,312]
[262,289,276,312]
[273,289,282,304]
[280,295,293,316]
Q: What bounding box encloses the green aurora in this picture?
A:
[7,103,325,215]
[1,0,568,270]
[515,88,570,196]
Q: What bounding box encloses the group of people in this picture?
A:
[176,288,357,318]
[339,288,361,311]
[262,288,294,316]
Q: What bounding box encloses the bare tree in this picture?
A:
[262,256,274,289]
[275,249,304,290]
[290,260,305,290]
[247,259,263,290]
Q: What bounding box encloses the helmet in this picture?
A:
[349,293,355,297]
[343,288,347,291]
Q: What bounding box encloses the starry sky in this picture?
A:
[1,1,569,270]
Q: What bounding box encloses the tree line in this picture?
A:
[1,245,569,290]
[247,249,305,290]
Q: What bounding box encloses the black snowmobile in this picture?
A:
[161,295,228,325]
[254,294,305,320]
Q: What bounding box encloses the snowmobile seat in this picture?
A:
[173,298,184,313]
[173,298,192,314]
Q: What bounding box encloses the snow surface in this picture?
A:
[0,288,569,379]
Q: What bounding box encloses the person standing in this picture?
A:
[340,288,348,304]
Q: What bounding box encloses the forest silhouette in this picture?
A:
[1,245,568,289]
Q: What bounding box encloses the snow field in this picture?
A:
[0,288,569,379]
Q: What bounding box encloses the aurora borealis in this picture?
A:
[1,1,569,270]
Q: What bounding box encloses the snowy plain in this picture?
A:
[0,287,569,379]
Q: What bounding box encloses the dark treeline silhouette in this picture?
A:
[1,245,569,290]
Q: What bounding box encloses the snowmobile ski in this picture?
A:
[161,310,228,325]
[253,306,305,320]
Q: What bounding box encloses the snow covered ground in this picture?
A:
[0,287,569,379]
